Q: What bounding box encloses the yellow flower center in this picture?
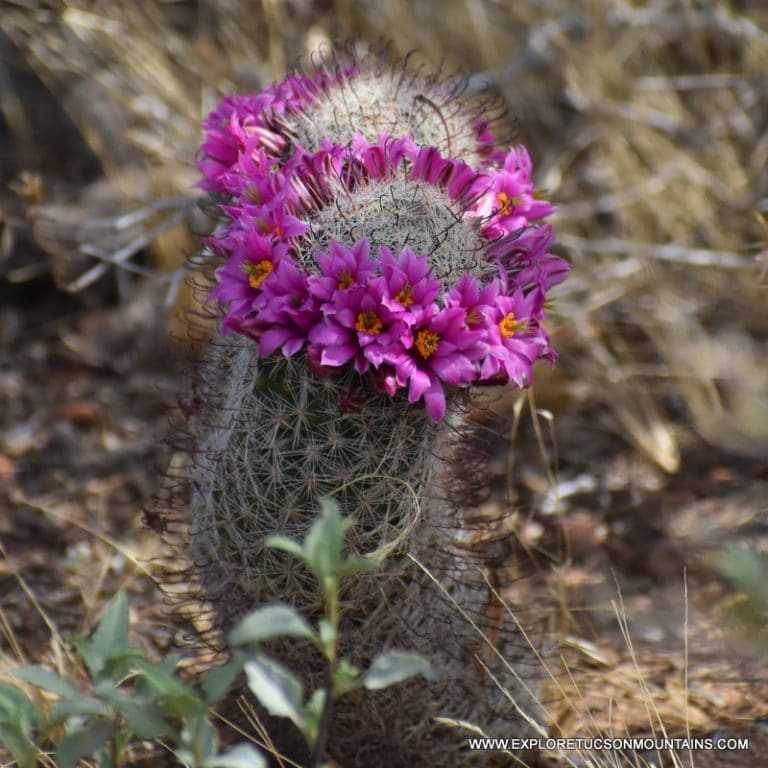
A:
[415,329,440,359]
[394,283,415,307]
[499,312,523,338]
[355,311,383,335]
[496,191,521,216]
[242,259,273,289]
[337,270,355,290]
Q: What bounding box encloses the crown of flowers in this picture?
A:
[199,61,568,422]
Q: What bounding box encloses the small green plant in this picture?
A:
[0,499,429,768]
[4,590,260,768]
[229,496,432,768]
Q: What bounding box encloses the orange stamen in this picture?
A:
[355,311,383,335]
[394,283,415,307]
[415,329,440,359]
[496,191,521,216]
[499,312,523,338]
[242,259,273,289]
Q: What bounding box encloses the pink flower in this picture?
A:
[309,280,408,374]
[308,239,377,302]
[387,306,487,421]
[444,273,501,329]
[353,134,417,180]
[198,94,288,193]
[410,145,485,204]
[473,146,556,239]
[377,245,441,319]
[210,234,290,330]
[239,259,320,357]
[486,224,570,292]
[478,288,550,386]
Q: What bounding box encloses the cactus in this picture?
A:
[167,46,568,766]
[283,48,503,168]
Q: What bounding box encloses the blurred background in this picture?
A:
[1,1,767,765]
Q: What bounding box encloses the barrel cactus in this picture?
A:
[171,46,569,765]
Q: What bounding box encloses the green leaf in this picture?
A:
[716,549,768,600]
[301,688,326,747]
[72,636,104,681]
[56,719,117,768]
[230,604,316,647]
[202,658,244,705]
[78,591,130,680]
[135,659,191,697]
[331,659,360,699]
[362,650,432,690]
[96,687,170,739]
[50,697,109,723]
[0,723,38,768]
[264,534,305,560]
[93,591,130,654]
[0,682,37,728]
[302,497,354,583]
[179,716,219,762]
[244,656,304,730]
[11,665,80,699]
[0,683,39,768]
[205,743,267,768]
[135,660,204,720]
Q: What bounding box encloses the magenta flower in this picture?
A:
[486,224,570,292]
[478,288,550,386]
[224,182,308,243]
[387,306,487,421]
[198,71,337,193]
[198,68,565,419]
[353,134,416,180]
[409,145,485,204]
[198,94,288,193]
[198,58,504,198]
[309,280,408,374]
[239,259,320,357]
[210,234,290,330]
[377,245,441,318]
[473,146,556,239]
[308,239,377,302]
[214,146,283,200]
[444,273,501,329]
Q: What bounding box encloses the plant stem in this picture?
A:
[309,576,340,767]
[308,664,335,768]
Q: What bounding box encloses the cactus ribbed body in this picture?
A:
[168,44,568,766]
[188,338,439,628]
[185,341,544,764]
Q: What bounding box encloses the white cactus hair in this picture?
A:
[279,40,508,167]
